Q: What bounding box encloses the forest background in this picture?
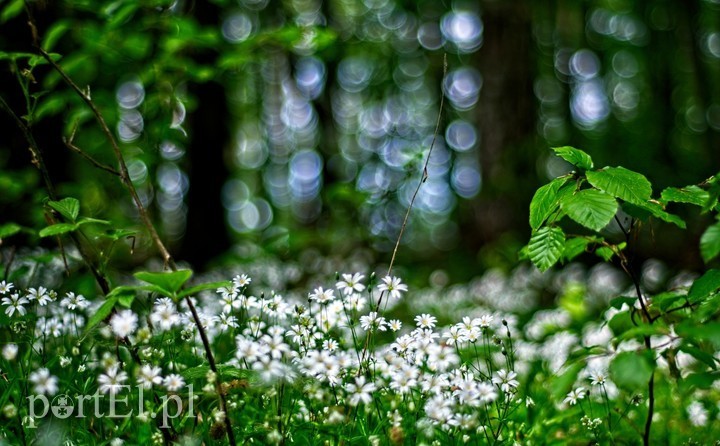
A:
[3,0,719,281]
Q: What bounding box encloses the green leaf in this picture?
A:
[551,146,594,170]
[28,52,62,68]
[47,197,80,221]
[1,0,23,23]
[696,293,720,321]
[77,217,111,227]
[595,246,615,262]
[676,321,720,349]
[181,364,252,381]
[550,361,585,400]
[621,201,686,229]
[105,286,137,309]
[106,2,139,28]
[609,296,637,310]
[39,222,79,237]
[608,310,634,336]
[42,20,71,52]
[700,221,720,263]
[654,291,686,311]
[687,269,720,304]
[562,237,592,261]
[615,324,667,343]
[529,177,569,230]
[84,295,119,335]
[528,226,565,272]
[680,372,720,392]
[586,167,652,205]
[703,179,720,213]
[135,270,193,296]
[102,229,137,241]
[679,344,718,370]
[178,280,232,299]
[0,51,36,61]
[609,351,655,390]
[0,223,22,239]
[560,189,618,232]
[660,185,709,207]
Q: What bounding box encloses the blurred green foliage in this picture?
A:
[1,0,719,280]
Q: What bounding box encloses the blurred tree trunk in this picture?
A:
[468,0,537,251]
[177,1,231,269]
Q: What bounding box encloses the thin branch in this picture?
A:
[359,55,447,368]
[0,95,56,200]
[64,124,121,176]
[386,53,447,279]
[0,94,111,294]
[614,216,654,446]
[37,47,175,270]
[36,44,237,446]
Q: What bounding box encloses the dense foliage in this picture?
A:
[3,1,720,445]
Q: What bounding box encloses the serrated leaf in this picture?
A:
[586,167,652,205]
[529,177,570,230]
[703,176,720,213]
[610,351,655,390]
[660,186,709,207]
[528,226,565,272]
[700,222,720,263]
[135,270,193,296]
[39,222,79,237]
[178,281,232,299]
[0,223,22,239]
[687,269,720,304]
[560,189,618,232]
[551,146,593,170]
[48,197,80,221]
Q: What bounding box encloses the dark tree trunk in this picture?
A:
[177,1,232,269]
[466,0,537,249]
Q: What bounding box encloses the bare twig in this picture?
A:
[64,124,121,176]
[374,54,447,313]
[0,95,56,200]
[359,55,447,369]
[612,216,654,446]
[36,45,237,446]
[37,47,176,270]
[386,54,447,278]
[0,94,111,294]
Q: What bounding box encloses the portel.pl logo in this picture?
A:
[27,385,193,428]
